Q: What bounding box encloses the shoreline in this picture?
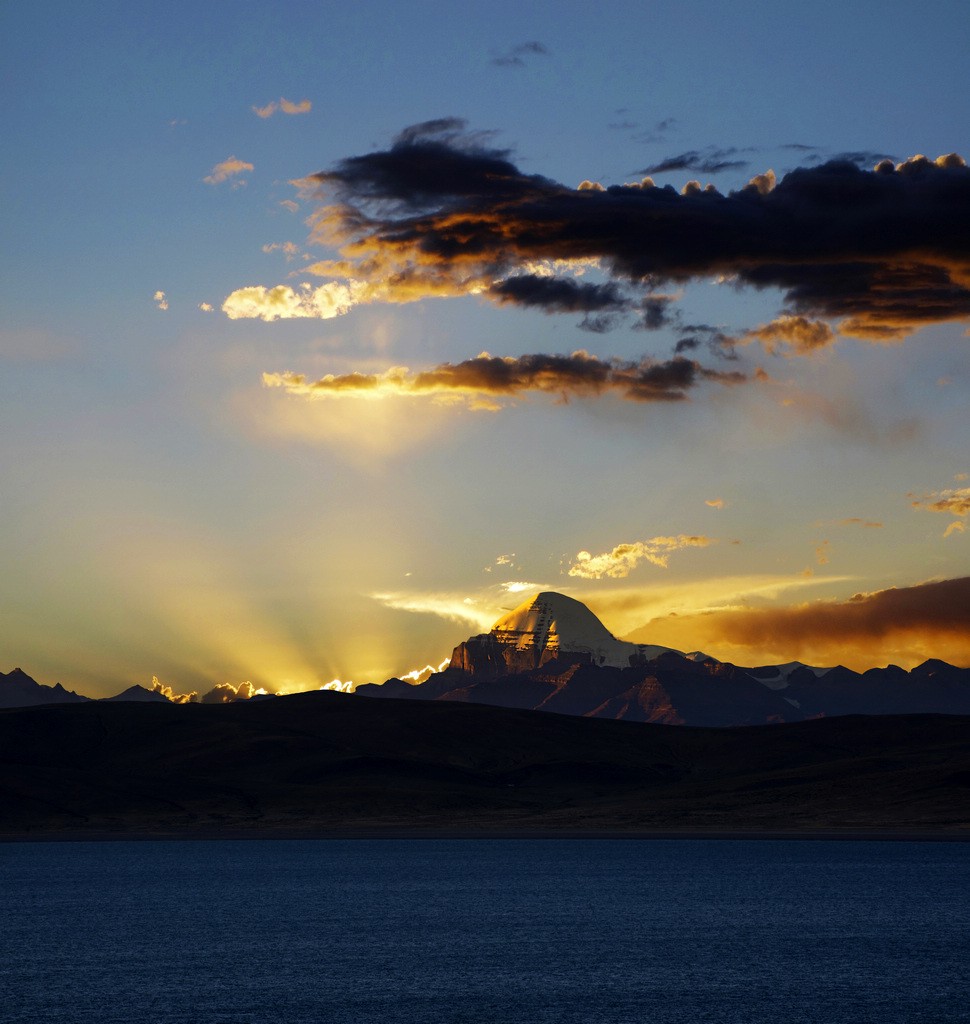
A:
[3,827,969,843]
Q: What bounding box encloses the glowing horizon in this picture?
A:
[2,2,969,699]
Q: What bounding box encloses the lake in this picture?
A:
[1,838,968,1023]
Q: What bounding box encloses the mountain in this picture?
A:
[459,591,678,674]
[357,591,970,726]
[0,668,90,709]
[2,691,969,836]
[101,685,171,703]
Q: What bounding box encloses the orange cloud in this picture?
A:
[740,315,837,356]
[705,498,726,509]
[253,98,312,118]
[910,486,970,518]
[637,576,970,671]
[262,352,755,409]
[280,97,311,115]
[204,156,253,185]
[569,535,715,579]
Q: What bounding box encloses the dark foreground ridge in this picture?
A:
[2,692,969,838]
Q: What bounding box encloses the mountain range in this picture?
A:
[5,591,970,726]
[0,668,164,709]
[357,592,970,726]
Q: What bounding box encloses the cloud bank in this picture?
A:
[263,352,754,409]
[224,122,970,343]
[631,576,970,670]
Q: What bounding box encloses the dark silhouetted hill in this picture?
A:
[2,692,968,836]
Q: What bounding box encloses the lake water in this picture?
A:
[1,838,968,1023]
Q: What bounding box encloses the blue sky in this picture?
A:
[2,0,969,698]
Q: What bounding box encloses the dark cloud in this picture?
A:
[673,324,737,358]
[642,148,749,175]
[637,294,676,330]
[300,127,970,340]
[265,352,756,406]
[488,274,629,313]
[491,41,550,66]
[829,150,896,167]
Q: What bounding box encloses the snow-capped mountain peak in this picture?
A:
[485,591,678,669]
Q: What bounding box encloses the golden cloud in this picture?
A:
[740,315,837,356]
[200,680,268,703]
[204,156,254,185]
[223,282,358,320]
[370,591,497,631]
[150,675,197,704]
[568,535,715,579]
[910,486,970,517]
[261,351,755,409]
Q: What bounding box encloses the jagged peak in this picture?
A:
[490,592,616,649]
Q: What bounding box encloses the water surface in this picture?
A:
[2,839,967,1023]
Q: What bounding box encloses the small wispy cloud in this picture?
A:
[253,97,312,118]
[203,156,253,185]
[491,41,550,67]
[568,535,716,579]
[262,241,305,261]
[154,290,169,311]
[910,485,970,536]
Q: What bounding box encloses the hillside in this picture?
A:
[2,692,969,837]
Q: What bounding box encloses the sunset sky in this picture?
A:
[3,0,970,699]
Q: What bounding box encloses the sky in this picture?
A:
[2,0,970,700]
